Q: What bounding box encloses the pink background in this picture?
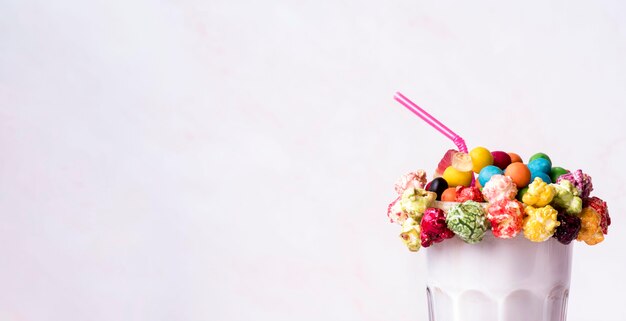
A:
[1,0,625,320]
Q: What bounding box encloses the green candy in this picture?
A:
[550,167,569,183]
[529,152,551,164]
[516,187,529,202]
[551,180,582,214]
[445,201,489,244]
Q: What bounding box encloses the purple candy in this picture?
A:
[553,212,582,245]
[556,169,593,199]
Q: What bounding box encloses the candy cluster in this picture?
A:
[386,148,611,252]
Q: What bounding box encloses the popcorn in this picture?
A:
[587,196,610,235]
[455,186,484,202]
[420,208,455,247]
[385,148,610,251]
[522,177,556,207]
[577,206,604,245]
[445,201,489,244]
[486,199,524,239]
[553,212,582,245]
[399,217,421,252]
[400,187,436,220]
[387,196,408,225]
[557,169,593,200]
[523,205,560,242]
[395,170,428,194]
[482,174,517,202]
[551,180,583,214]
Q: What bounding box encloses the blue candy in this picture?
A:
[530,171,552,184]
[479,165,504,186]
[528,158,551,174]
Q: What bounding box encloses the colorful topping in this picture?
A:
[420,208,455,247]
[455,186,484,202]
[550,167,569,184]
[400,187,436,220]
[486,199,524,239]
[504,162,531,188]
[445,201,489,244]
[386,148,609,252]
[586,196,610,235]
[387,196,408,225]
[528,158,552,176]
[557,169,593,200]
[576,206,604,245]
[469,146,493,173]
[426,177,449,201]
[441,187,457,202]
[400,217,421,252]
[478,165,504,186]
[551,180,583,214]
[491,151,512,170]
[523,205,559,242]
[395,170,427,194]
[442,166,472,187]
[482,174,517,202]
[553,212,582,245]
[522,177,555,207]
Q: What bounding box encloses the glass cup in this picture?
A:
[425,231,573,321]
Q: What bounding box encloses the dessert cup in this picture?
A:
[425,231,573,321]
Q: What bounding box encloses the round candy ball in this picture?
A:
[529,152,551,164]
[550,167,569,183]
[508,152,523,163]
[528,158,551,174]
[441,187,457,202]
[530,171,552,184]
[491,151,512,170]
[427,177,449,201]
[442,166,473,187]
[469,146,493,173]
[504,162,531,188]
[478,165,504,187]
[516,187,529,202]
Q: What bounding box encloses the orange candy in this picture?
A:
[441,187,457,202]
[508,152,523,163]
[504,162,531,188]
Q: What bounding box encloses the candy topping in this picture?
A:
[400,187,436,220]
[395,170,428,194]
[557,169,593,200]
[445,201,489,244]
[420,208,455,247]
[522,177,555,207]
[486,199,524,239]
[400,217,422,252]
[523,205,559,242]
[482,174,518,202]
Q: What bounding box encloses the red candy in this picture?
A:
[455,186,485,202]
[587,196,610,234]
[486,199,524,238]
[420,208,455,247]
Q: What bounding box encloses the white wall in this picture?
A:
[1,0,625,320]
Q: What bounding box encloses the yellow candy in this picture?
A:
[523,205,559,242]
[442,166,473,187]
[522,177,555,207]
[399,217,421,252]
[470,146,494,173]
[577,207,604,245]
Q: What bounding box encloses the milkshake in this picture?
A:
[386,148,610,321]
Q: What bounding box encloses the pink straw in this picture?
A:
[393,92,468,153]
